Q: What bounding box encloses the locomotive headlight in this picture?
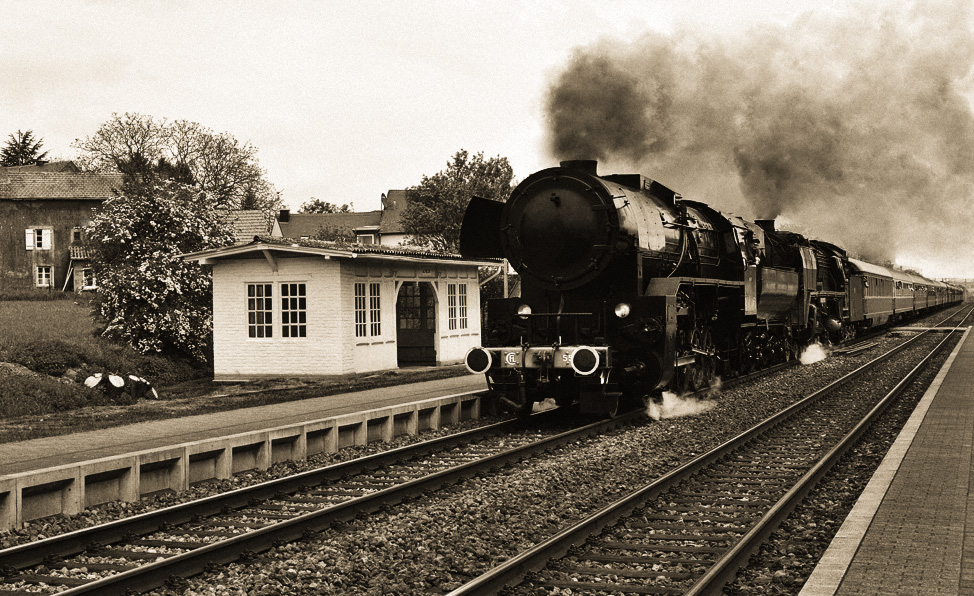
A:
[516,304,532,317]
[614,302,631,318]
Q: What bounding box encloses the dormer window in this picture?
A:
[356,233,376,245]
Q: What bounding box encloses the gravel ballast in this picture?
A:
[137,334,940,595]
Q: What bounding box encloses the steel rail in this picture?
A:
[685,311,971,594]
[3,411,641,595]
[0,414,535,571]
[446,307,970,596]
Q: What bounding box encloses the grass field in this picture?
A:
[0,298,99,349]
[0,298,469,442]
[0,298,208,422]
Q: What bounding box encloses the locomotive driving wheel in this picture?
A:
[674,327,716,393]
[695,328,716,389]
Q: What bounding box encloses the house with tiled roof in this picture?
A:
[276,190,410,246]
[223,209,274,244]
[0,162,124,292]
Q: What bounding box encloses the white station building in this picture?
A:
[184,237,499,380]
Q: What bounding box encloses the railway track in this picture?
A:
[0,412,642,595]
[449,305,972,595]
[1,304,967,594]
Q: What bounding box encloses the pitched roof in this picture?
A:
[379,189,407,234]
[226,210,271,243]
[278,212,382,238]
[3,161,81,173]
[182,235,501,267]
[0,168,124,200]
[70,245,94,260]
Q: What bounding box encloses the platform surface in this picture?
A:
[0,373,486,477]
[800,328,974,596]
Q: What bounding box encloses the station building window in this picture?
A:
[281,283,307,338]
[448,283,468,330]
[355,282,381,338]
[247,283,273,338]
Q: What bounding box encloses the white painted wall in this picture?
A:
[210,253,483,380]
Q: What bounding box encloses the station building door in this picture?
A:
[397,281,437,366]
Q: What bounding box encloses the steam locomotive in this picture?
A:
[460,160,964,415]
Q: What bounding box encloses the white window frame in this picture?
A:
[355,281,381,338]
[35,265,52,287]
[355,283,367,337]
[281,282,308,338]
[356,233,376,245]
[448,284,458,330]
[448,283,468,331]
[458,283,468,330]
[247,283,274,338]
[369,282,381,336]
[81,267,96,290]
[25,228,52,251]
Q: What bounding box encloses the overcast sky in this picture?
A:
[2,0,833,212]
[4,0,974,278]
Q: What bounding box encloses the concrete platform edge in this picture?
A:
[797,328,971,596]
[0,389,485,530]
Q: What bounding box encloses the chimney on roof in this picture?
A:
[279,209,290,223]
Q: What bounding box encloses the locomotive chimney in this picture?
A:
[755,219,776,233]
[560,160,598,175]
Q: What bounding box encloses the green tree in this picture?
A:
[73,113,280,215]
[86,177,234,362]
[311,224,355,243]
[1,129,49,166]
[401,150,515,253]
[299,198,353,213]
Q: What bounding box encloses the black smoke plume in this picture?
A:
[544,0,974,276]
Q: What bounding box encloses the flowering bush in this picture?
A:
[87,179,234,362]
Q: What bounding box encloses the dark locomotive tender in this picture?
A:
[460,160,963,415]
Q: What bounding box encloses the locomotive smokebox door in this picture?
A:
[501,167,622,291]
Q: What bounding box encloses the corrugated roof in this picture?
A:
[0,170,124,200]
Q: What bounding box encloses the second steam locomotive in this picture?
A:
[460,160,963,415]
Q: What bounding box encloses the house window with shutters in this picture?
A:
[25,228,52,251]
[35,266,52,287]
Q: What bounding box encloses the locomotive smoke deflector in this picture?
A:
[459,195,506,259]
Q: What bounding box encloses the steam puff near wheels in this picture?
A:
[647,391,717,420]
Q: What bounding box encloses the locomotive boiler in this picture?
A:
[459,160,962,415]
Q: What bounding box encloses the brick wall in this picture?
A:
[212,257,344,379]
[210,254,483,379]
